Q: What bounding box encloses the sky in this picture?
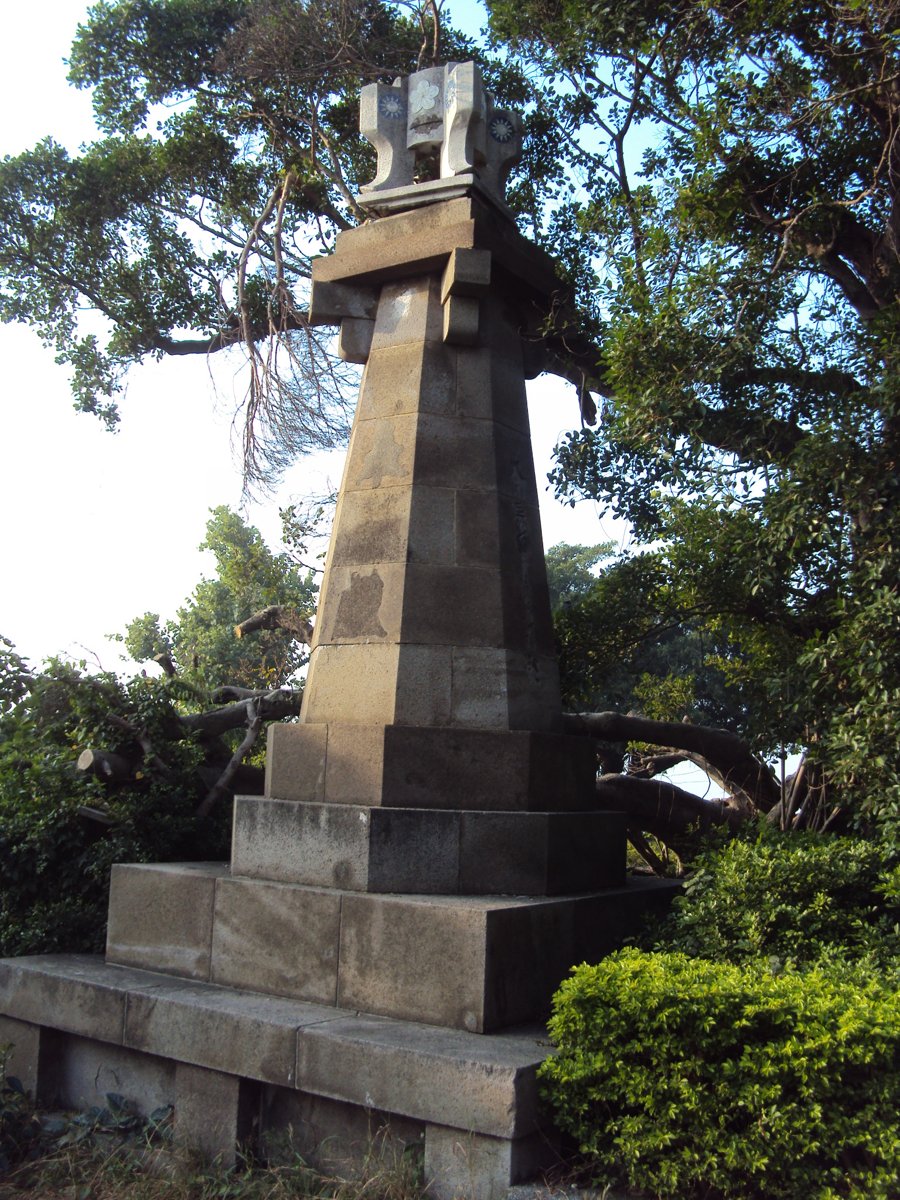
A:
[0,0,627,674]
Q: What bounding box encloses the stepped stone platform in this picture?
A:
[2,871,676,1195]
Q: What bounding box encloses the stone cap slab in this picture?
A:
[0,954,550,1138]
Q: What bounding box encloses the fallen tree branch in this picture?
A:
[178,689,302,738]
[595,772,744,840]
[235,606,314,644]
[197,700,264,818]
[564,710,780,810]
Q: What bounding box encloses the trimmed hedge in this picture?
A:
[540,949,900,1200]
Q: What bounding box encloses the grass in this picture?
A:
[0,1096,426,1200]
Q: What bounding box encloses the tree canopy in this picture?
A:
[2,0,899,837]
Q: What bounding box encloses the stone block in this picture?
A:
[295,1013,546,1138]
[106,863,224,980]
[441,247,492,302]
[0,1015,41,1095]
[407,486,456,564]
[320,722,388,803]
[337,893,489,1030]
[307,279,378,324]
[338,317,375,364]
[0,954,140,1043]
[399,562,506,648]
[209,876,341,1005]
[369,278,441,351]
[314,561,405,644]
[262,1087,425,1179]
[455,490,501,568]
[300,643,401,725]
[443,295,480,345]
[425,1126,558,1200]
[412,412,497,492]
[343,412,416,492]
[328,486,411,567]
[38,1030,175,1115]
[264,721,327,803]
[391,644,455,726]
[123,976,339,1086]
[449,647,513,729]
[174,1062,258,1166]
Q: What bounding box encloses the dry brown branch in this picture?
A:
[235,605,314,644]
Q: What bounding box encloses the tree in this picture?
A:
[484,0,900,839]
[120,505,318,690]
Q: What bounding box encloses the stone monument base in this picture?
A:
[0,874,678,1199]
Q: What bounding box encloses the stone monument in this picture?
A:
[0,63,677,1199]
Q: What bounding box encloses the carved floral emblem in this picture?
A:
[410,79,441,115]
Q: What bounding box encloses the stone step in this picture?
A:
[232,797,625,894]
[103,863,679,1032]
[0,953,558,1198]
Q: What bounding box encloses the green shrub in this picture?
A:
[0,655,230,956]
[646,829,899,971]
[541,949,900,1200]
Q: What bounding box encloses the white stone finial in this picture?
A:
[357,61,522,215]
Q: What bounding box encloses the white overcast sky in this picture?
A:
[0,1,626,673]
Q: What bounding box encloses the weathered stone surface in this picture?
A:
[264,720,327,804]
[425,1125,558,1200]
[210,876,341,1004]
[124,977,339,1086]
[173,1063,256,1165]
[338,317,375,364]
[295,1012,546,1138]
[0,1015,41,1094]
[106,863,224,979]
[233,798,622,895]
[262,1087,425,1178]
[39,1030,175,1115]
[267,724,597,810]
[0,954,138,1042]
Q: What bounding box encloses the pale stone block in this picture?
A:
[338,317,375,363]
[327,487,411,566]
[174,1062,256,1166]
[369,278,439,352]
[443,295,480,345]
[233,797,372,888]
[425,1126,557,1200]
[337,894,488,1031]
[106,863,223,980]
[358,341,456,420]
[343,412,416,491]
[323,723,388,804]
[295,1012,546,1138]
[393,644,453,726]
[315,561,405,644]
[301,643,400,726]
[441,247,492,302]
[264,722,327,803]
[209,876,340,1005]
[0,1015,40,1095]
[124,976,339,1086]
[39,1031,175,1116]
[0,954,154,1043]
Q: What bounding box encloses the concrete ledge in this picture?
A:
[0,954,549,1141]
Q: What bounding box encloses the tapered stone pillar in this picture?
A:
[265,196,603,819]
